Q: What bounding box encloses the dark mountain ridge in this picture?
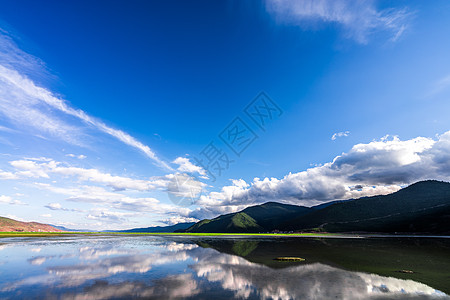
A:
[183,180,450,234]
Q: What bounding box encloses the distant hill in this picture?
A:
[0,216,62,232]
[183,180,450,234]
[49,225,90,232]
[120,222,196,233]
[184,202,313,233]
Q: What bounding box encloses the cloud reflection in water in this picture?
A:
[0,237,447,299]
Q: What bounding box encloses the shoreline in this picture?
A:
[1,232,449,239]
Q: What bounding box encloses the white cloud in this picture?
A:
[10,159,51,178]
[44,202,82,212]
[331,131,350,140]
[161,216,199,226]
[65,154,87,160]
[71,193,192,218]
[265,0,411,44]
[0,170,19,180]
[190,132,450,219]
[8,158,170,191]
[36,181,192,219]
[173,157,206,176]
[0,195,25,205]
[7,158,206,217]
[40,214,52,218]
[0,30,172,170]
[45,202,63,210]
[166,173,205,206]
[0,125,16,133]
[86,209,139,224]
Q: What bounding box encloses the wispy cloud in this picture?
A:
[86,208,139,224]
[427,74,450,97]
[65,154,87,160]
[0,125,16,133]
[331,130,350,140]
[0,30,172,170]
[44,202,82,212]
[265,0,411,44]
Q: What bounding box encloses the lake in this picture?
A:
[0,235,449,299]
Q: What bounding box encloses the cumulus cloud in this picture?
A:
[331,130,350,140]
[172,157,206,176]
[161,216,199,226]
[0,30,171,170]
[190,132,450,219]
[265,0,411,44]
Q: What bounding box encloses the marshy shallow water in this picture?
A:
[0,235,449,299]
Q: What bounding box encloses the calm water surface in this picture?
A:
[0,235,449,299]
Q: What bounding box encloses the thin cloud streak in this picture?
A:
[427,74,450,98]
[0,30,172,170]
[265,0,412,44]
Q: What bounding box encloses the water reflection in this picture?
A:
[0,236,448,299]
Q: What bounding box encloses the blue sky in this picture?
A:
[1,0,450,230]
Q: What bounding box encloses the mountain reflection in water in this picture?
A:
[0,236,448,299]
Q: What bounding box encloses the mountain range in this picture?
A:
[2,180,449,234]
[118,222,196,233]
[182,180,450,234]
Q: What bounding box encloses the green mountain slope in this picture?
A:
[184,212,262,233]
[184,202,313,233]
